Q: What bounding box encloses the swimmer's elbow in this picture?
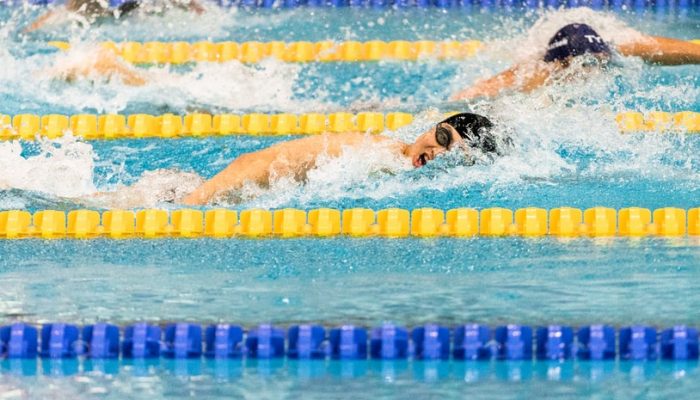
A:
[181,189,209,206]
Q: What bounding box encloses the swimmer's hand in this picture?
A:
[188,0,206,14]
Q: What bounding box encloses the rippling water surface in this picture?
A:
[0,3,699,399]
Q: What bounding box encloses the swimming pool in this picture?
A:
[1,2,700,398]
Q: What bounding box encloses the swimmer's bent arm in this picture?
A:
[617,36,700,65]
[181,150,277,206]
[450,62,555,101]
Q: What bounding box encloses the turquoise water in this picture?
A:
[1,238,700,325]
[1,359,700,399]
[1,3,700,399]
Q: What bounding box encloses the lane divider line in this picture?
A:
[48,40,485,63]
[1,111,697,140]
[0,322,696,361]
[48,39,700,64]
[1,207,699,239]
[19,0,700,10]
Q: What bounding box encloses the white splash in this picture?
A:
[0,135,96,198]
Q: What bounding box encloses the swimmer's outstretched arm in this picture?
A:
[181,133,389,205]
[91,49,149,85]
[51,48,148,86]
[617,36,700,65]
[450,61,555,101]
[23,8,63,33]
[180,134,330,206]
[186,0,206,13]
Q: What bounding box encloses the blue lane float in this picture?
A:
[330,325,367,359]
[620,326,658,360]
[0,323,37,358]
[411,324,450,360]
[661,326,699,360]
[246,325,285,358]
[123,323,161,358]
[577,325,616,360]
[3,322,700,361]
[288,324,326,359]
[82,324,120,358]
[40,324,79,359]
[370,324,409,359]
[6,0,699,9]
[162,323,202,359]
[205,324,243,358]
[536,325,574,360]
[495,325,532,360]
[453,324,491,360]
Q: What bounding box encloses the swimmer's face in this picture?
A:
[558,53,611,71]
[408,123,463,168]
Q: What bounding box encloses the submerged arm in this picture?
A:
[187,0,206,13]
[170,0,205,13]
[91,49,148,85]
[449,61,555,101]
[617,36,700,65]
[50,48,148,86]
[23,9,62,33]
[181,133,378,206]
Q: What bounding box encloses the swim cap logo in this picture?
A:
[547,38,568,50]
[584,34,604,44]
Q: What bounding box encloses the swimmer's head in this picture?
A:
[117,1,140,16]
[544,24,611,66]
[407,112,502,168]
[66,0,139,18]
[66,0,110,16]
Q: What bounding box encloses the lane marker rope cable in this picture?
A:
[48,40,485,63]
[1,207,699,238]
[0,322,697,361]
[48,39,700,64]
[1,111,697,140]
[15,0,700,10]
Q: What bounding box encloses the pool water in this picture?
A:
[0,2,700,399]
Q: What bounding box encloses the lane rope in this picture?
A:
[1,206,699,239]
[16,0,700,10]
[48,39,700,64]
[48,40,485,63]
[0,322,696,361]
[1,111,697,140]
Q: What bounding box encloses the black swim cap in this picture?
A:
[439,112,499,154]
[117,0,140,16]
[544,23,611,63]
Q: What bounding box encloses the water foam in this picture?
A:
[0,8,698,209]
[0,136,96,199]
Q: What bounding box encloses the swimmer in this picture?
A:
[450,23,700,101]
[24,0,204,33]
[177,112,503,205]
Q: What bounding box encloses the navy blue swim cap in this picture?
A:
[544,24,611,63]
